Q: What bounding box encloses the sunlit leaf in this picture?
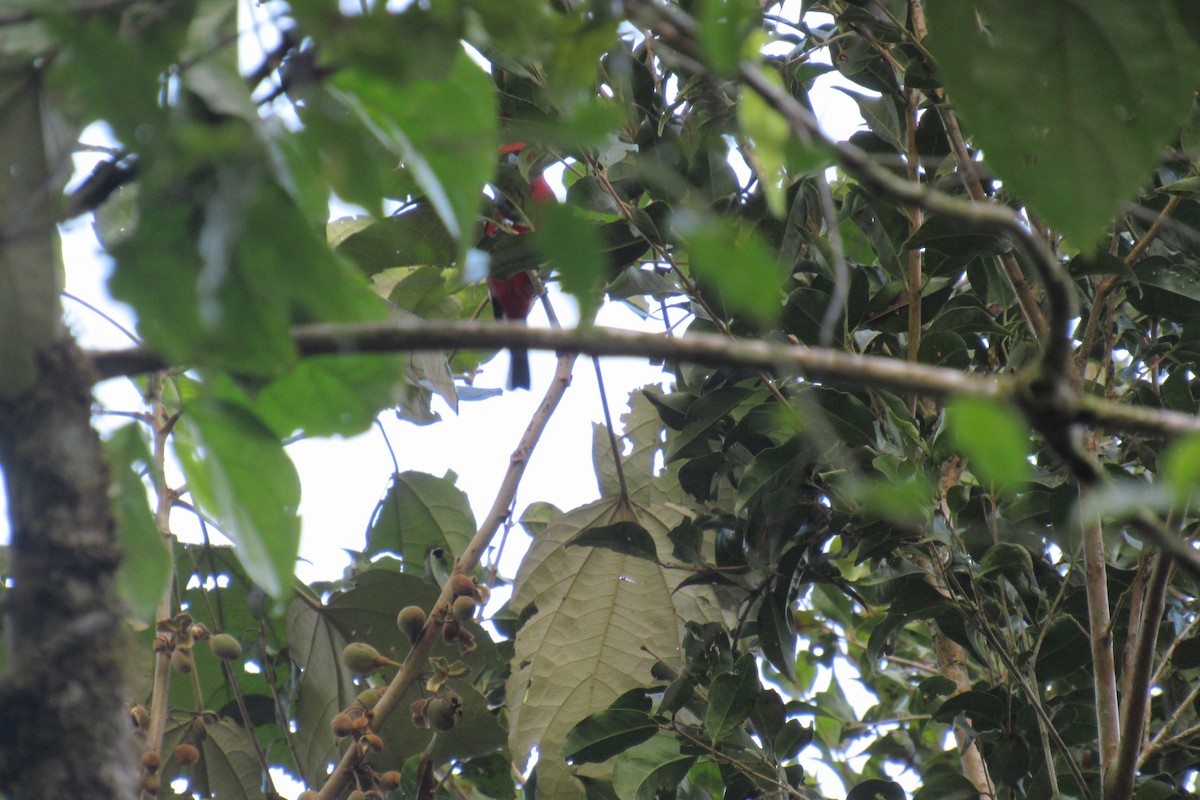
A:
[946,396,1032,494]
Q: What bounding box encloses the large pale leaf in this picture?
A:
[593,389,683,504]
[506,498,726,798]
[195,718,265,800]
[925,0,1200,246]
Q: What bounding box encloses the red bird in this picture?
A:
[485,143,554,390]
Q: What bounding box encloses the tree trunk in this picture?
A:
[0,340,137,800]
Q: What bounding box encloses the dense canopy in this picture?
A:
[2,2,1200,800]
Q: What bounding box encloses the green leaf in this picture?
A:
[563,709,659,764]
[925,0,1200,246]
[848,779,907,800]
[1159,434,1200,503]
[835,87,904,152]
[736,435,809,515]
[112,172,385,377]
[756,594,797,682]
[252,354,408,439]
[195,718,263,800]
[666,387,756,462]
[740,69,793,217]
[913,773,982,800]
[1130,256,1200,323]
[978,542,1035,580]
[1036,616,1091,681]
[611,735,697,800]
[363,471,476,566]
[677,212,783,321]
[329,50,496,265]
[705,652,760,742]
[946,396,1032,494]
[567,522,659,562]
[106,425,172,623]
[537,201,606,322]
[174,399,300,598]
[696,0,761,75]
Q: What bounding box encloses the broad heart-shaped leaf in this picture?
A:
[364,471,476,567]
[0,59,61,399]
[563,709,659,764]
[506,498,727,799]
[328,49,496,266]
[173,399,300,599]
[924,0,1200,247]
[945,396,1032,495]
[105,425,172,624]
[610,734,696,800]
[194,718,264,800]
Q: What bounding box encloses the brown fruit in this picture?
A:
[208,633,242,661]
[170,647,195,674]
[364,790,386,800]
[448,574,477,599]
[348,791,367,800]
[341,642,385,675]
[441,619,462,644]
[364,732,384,752]
[351,714,370,732]
[379,770,402,790]
[396,605,427,643]
[174,743,201,767]
[142,773,161,794]
[331,712,354,737]
[140,750,161,772]
[451,596,476,622]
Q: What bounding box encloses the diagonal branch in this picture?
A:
[316,348,580,800]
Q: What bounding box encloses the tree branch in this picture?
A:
[88,320,1200,440]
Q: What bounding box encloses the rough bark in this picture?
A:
[0,340,137,800]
